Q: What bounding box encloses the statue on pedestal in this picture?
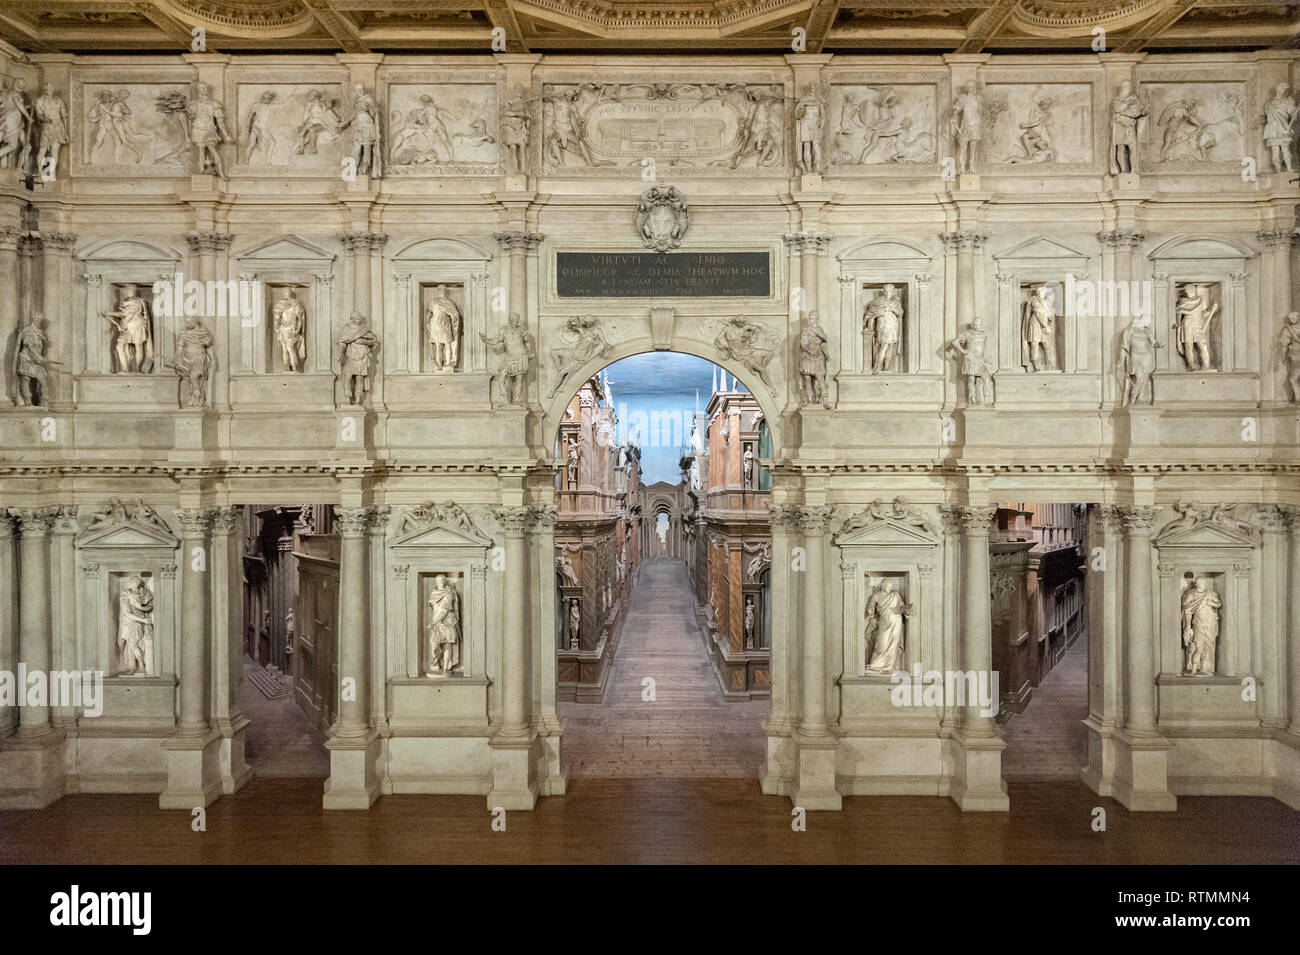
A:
[342,83,381,178]
[862,284,904,373]
[171,316,215,408]
[864,578,911,672]
[951,82,982,175]
[1181,577,1221,676]
[502,85,533,174]
[34,83,67,177]
[946,317,993,406]
[1278,310,1300,403]
[793,84,825,175]
[424,575,461,675]
[1109,80,1148,175]
[0,77,32,171]
[481,312,532,406]
[13,312,59,407]
[567,598,581,650]
[798,310,830,406]
[336,311,380,405]
[187,82,229,178]
[1119,314,1164,406]
[272,288,306,372]
[1021,284,1057,372]
[1263,83,1297,173]
[104,284,154,373]
[425,284,462,372]
[555,551,579,587]
[117,576,155,676]
[1174,283,1218,371]
[744,596,756,650]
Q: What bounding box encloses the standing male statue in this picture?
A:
[951,82,982,175]
[1181,577,1221,676]
[799,311,830,407]
[13,312,59,407]
[117,576,155,676]
[342,83,381,178]
[481,311,533,406]
[425,284,462,372]
[1263,83,1298,173]
[1119,313,1164,406]
[34,83,67,178]
[272,288,306,372]
[425,575,461,676]
[1109,80,1149,175]
[1021,284,1057,372]
[1174,283,1218,371]
[1278,310,1300,403]
[335,311,381,405]
[103,284,154,373]
[187,82,229,178]
[862,284,904,374]
[946,316,994,406]
[171,316,215,408]
[793,85,824,175]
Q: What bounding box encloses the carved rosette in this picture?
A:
[1118,505,1157,533]
[333,506,370,538]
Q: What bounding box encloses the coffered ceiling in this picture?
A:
[0,0,1294,54]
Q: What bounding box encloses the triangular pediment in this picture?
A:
[997,235,1089,262]
[392,521,492,550]
[1156,520,1259,549]
[77,520,179,549]
[238,236,335,263]
[834,517,938,547]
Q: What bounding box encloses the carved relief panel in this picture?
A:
[74,80,193,174]
[827,82,938,171]
[232,82,348,172]
[385,82,501,175]
[1139,80,1247,167]
[983,83,1093,166]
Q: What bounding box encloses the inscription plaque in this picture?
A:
[557,251,771,298]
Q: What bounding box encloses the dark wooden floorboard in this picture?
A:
[2,777,1296,864]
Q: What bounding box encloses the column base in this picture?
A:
[158,728,224,810]
[790,734,841,811]
[760,728,796,797]
[218,715,253,795]
[948,730,1009,812]
[487,733,539,810]
[322,730,383,810]
[535,722,567,796]
[0,729,68,808]
[1109,728,1177,811]
[1082,716,1117,797]
[1273,730,1300,810]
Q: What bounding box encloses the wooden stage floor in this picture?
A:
[2,776,1296,865]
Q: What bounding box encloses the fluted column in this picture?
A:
[175,508,212,736]
[495,505,532,738]
[1285,506,1300,732]
[10,507,56,736]
[333,506,371,739]
[956,504,998,737]
[1120,506,1157,735]
[796,505,833,737]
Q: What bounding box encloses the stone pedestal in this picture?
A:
[799,173,823,190]
[956,173,981,191]
[0,731,67,808]
[487,737,538,810]
[321,732,383,809]
[503,174,528,191]
[791,736,841,810]
[949,732,1009,811]
[1112,172,1141,191]
[1109,730,1177,811]
[158,729,224,809]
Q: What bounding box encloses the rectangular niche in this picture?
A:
[1018,280,1064,373]
[107,283,158,375]
[1171,281,1222,372]
[265,283,310,374]
[859,283,910,374]
[109,571,157,677]
[418,282,466,374]
[860,571,911,675]
[419,571,465,677]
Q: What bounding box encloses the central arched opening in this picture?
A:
[550,351,774,780]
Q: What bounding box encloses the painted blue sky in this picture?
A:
[601,353,748,485]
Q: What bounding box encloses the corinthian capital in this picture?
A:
[941,504,997,533]
[494,231,544,252]
[493,505,533,533]
[333,506,370,537]
[1117,505,1157,532]
[794,505,835,533]
[175,507,212,538]
[8,506,58,536]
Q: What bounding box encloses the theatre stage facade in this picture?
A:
[0,45,1298,816]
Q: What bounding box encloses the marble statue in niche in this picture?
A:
[104,284,154,374]
[117,575,155,677]
[950,82,983,174]
[87,89,144,165]
[744,596,756,650]
[566,435,581,488]
[424,284,463,372]
[481,311,532,406]
[1148,86,1244,163]
[946,317,994,406]
[711,316,776,387]
[242,90,278,163]
[13,312,57,407]
[272,287,306,372]
[336,311,380,405]
[864,578,912,673]
[0,77,32,170]
[424,575,461,676]
[343,83,382,178]
[285,607,295,655]
[501,84,532,173]
[187,82,229,178]
[1109,80,1149,174]
[172,316,215,408]
[34,83,67,176]
[1181,576,1221,676]
[1263,83,1297,173]
[548,315,612,399]
[862,284,904,373]
[567,597,581,650]
[555,551,579,587]
[794,83,826,175]
[743,446,755,487]
[1119,313,1163,406]
[1021,284,1058,372]
[1174,283,1219,371]
[798,310,830,407]
[1279,310,1300,402]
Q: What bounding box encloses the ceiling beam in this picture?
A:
[1116,0,1201,52]
[803,0,839,53]
[134,1,196,47]
[302,0,368,53]
[0,13,54,52]
[954,0,1017,54]
[482,0,530,53]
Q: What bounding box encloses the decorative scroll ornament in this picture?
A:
[636,186,688,253]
